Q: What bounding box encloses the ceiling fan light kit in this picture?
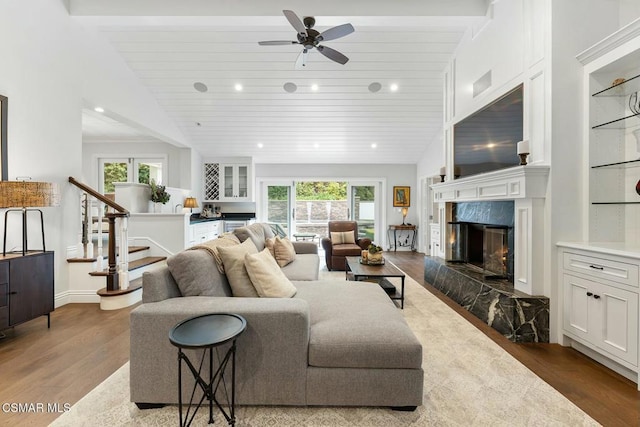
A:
[259,10,354,68]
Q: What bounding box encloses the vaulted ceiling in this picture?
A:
[74,0,488,164]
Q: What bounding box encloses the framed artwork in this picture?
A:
[393,186,410,207]
[0,95,7,180]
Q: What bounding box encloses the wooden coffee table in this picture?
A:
[345,256,405,309]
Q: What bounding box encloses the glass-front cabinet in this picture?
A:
[586,44,640,246]
[222,164,249,199]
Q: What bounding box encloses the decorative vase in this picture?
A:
[368,251,383,264]
[153,202,162,213]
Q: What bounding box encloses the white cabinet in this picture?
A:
[221,164,250,200]
[187,221,221,247]
[429,223,441,256]
[559,245,639,384]
[204,160,253,202]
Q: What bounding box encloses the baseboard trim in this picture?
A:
[55,290,101,307]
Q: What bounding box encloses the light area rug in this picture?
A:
[50,270,600,427]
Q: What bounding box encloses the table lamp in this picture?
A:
[184,197,199,213]
[401,207,409,225]
[0,180,60,256]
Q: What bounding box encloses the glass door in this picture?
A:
[265,182,295,237]
[99,158,129,194]
[348,182,378,242]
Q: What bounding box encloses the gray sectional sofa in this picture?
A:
[130,223,424,409]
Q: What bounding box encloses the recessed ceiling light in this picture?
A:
[283,82,297,93]
[94,107,104,113]
[487,143,496,148]
[193,82,208,93]
[234,83,243,91]
[390,83,399,92]
[368,82,382,93]
[311,84,319,92]
[257,143,264,148]
[371,143,377,148]
[314,143,319,149]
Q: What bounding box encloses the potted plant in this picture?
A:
[367,242,384,264]
[149,179,170,212]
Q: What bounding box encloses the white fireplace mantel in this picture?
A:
[430,165,550,296]
[431,165,550,203]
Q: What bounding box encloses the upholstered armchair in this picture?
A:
[321,221,372,271]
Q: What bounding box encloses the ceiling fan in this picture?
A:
[258,10,354,68]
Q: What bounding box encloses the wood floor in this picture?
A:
[0,251,638,426]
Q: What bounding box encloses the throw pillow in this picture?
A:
[265,237,276,258]
[233,223,267,250]
[244,248,297,298]
[330,231,356,245]
[167,249,232,297]
[273,236,296,267]
[217,239,259,297]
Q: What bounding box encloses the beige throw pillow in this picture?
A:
[265,237,276,258]
[330,231,356,245]
[217,239,259,297]
[273,236,296,267]
[244,249,297,298]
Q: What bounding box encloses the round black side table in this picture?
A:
[169,313,247,426]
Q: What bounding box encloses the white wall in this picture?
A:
[0,0,190,304]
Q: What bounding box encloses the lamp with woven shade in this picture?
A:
[0,180,61,256]
[183,196,198,213]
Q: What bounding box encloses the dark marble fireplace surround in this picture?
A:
[425,201,549,343]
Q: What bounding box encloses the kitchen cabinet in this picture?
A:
[0,251,54,331]
[187,220,221,247]
[204,160,253,202]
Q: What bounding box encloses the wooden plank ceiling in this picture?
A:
[75,1,488,164]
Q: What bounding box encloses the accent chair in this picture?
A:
[321,221,372,271]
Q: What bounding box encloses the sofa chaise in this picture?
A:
[130,223,424,409]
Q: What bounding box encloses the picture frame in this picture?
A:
[393,186,410,207]
[0,95,7,181]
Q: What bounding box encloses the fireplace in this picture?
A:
[448,222,510,279]
[447,201,514,282]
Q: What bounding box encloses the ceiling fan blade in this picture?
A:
[316,45,349,65]
[295,49,309,69]
[283,10,307,37]
[317,23,355,42]
[258,40,298,46]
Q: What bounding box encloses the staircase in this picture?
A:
[67,177,169,310]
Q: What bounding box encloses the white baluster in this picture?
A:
[86,196,94,259]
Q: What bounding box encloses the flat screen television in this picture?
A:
[453,84,523,179]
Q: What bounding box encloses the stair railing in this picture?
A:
[69,177,130,291]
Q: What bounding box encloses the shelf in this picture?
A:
[592,72,640,97]
[592,201,640,205]
[592,112,640,129]
[591,159,640,169]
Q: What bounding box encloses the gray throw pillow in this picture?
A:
[167,249,232,297]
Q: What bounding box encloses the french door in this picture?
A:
[260,180,382,244]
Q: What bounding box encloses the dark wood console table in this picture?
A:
[0,251,54,332]
[387,224,417,251]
